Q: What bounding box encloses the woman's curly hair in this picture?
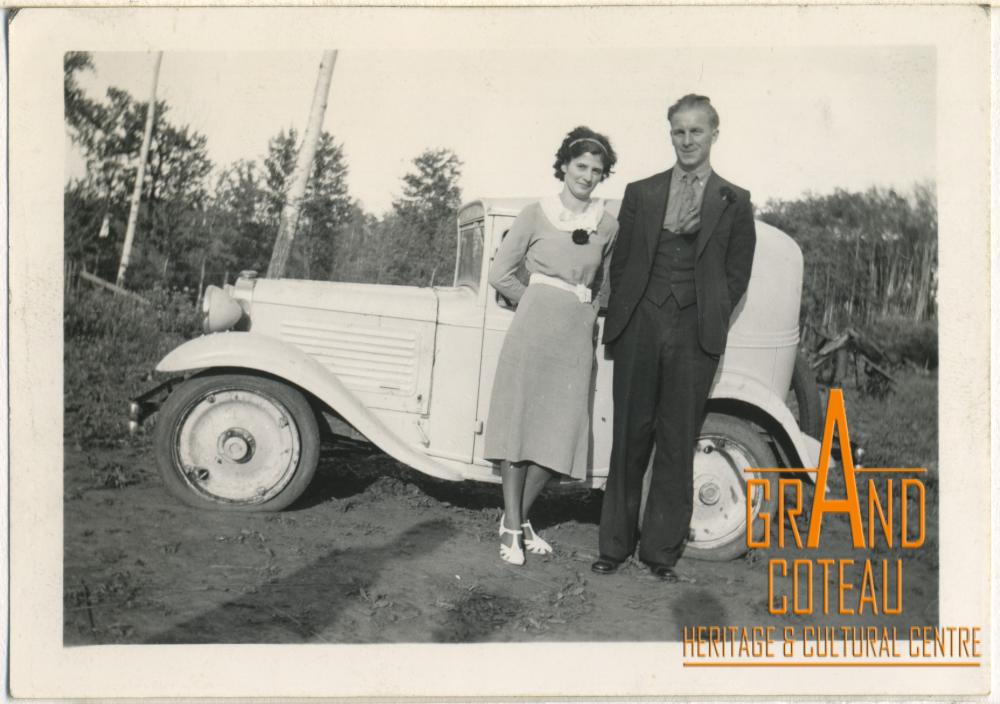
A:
[552,126,617,181]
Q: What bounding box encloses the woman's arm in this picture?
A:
[488,205,535,304]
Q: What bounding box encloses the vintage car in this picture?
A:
[131,197,823,561]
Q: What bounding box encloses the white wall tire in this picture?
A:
[640,413,778,562]
[154,373,320,511]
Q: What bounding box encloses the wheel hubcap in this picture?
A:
[698,482,721,506]
[690,435,766,549]
[175,388,301,505]
[219,428,255,463]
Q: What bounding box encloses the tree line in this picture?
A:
[64,52,463,294]
[65,52,937,343]
[756,184,937,342]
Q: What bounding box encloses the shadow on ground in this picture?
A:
[143,518,453,643]
[669,589,730,641]
[431,589,526,642]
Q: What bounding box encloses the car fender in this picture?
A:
[157,332,465,481]
[710,371,822,470]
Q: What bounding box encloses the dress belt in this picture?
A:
[529,272,592,303]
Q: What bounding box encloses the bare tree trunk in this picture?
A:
[847,235,860,322]
[821,270,832,331]
[913,239,935,322]
[197,254,206,305]
[116,51,163,288]
[882,254,897,317]
[267,51,338,279]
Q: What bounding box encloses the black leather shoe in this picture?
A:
[648,564,679,582]
[590,557,622,575]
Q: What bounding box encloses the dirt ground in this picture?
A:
[64,441,938,645]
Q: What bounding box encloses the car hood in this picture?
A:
[250,278,439,323]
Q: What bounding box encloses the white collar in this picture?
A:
[539,194,604,232]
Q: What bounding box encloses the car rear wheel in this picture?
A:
[787,351,823,439]
[640,413,778,562]
[154,373,320,511]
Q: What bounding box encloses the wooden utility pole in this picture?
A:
[116,51,163,288]
[266,50,338,279]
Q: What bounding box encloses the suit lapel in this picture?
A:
[695,172,729,259]
[645,169,672,263]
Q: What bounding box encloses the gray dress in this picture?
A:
[483,199,618,479]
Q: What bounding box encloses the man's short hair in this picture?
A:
[668,94,720,129]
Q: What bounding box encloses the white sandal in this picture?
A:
[521,520,553,555]
[499,523,525,565]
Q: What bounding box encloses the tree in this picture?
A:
[267,51,338,278]
[393,147,463,220]
[204,160,274,282]
[64,51,105,150]
[385,148,464,285]
[64,79,214,290]
[757,183,937,346]
[263,128,353,280]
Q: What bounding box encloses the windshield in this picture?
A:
[455,221,484,292]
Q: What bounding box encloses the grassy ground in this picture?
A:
[841,369,937,471]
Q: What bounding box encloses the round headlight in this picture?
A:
[202,285,244,333]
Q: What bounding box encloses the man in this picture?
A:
[592,94,756,581]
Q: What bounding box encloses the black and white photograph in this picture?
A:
[7,5,993,699]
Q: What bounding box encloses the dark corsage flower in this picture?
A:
[572,228,591,245]
[720,186,736,204]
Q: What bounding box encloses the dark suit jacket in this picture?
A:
[603,168,756,356]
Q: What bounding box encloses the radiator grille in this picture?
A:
[281,320,418,394]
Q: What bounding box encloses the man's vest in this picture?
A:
[643,228,699,309]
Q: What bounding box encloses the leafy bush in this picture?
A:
[758,184,936,335]
[64,287,200,447]
[840,369,937,471]
[862,315,937,370]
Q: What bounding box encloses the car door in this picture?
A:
[473,213,615,482]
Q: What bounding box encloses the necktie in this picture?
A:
[677,173,700,233]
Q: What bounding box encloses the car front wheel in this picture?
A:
[640,413,778,562]
[154,373,320,511]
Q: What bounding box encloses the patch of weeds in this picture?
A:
[90,460,143,490]
[432,586,523,642]
[66,571,140,609]
[360,475,431,506]
[64,287,200,449]
[216,529,267,547]
[96,547,128,564]
[354,521,387,537]
[841,370,936,470]
[358,589,424,625]
[358,587,390,608]
[106,622,135,639]
[518,573,595,633]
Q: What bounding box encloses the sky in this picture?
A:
[66,48,935,216]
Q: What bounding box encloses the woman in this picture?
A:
[484,126,619,565]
